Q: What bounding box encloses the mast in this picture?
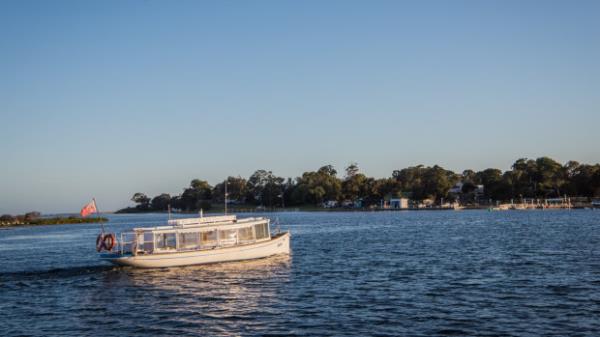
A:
[224,179,228,215]
[94,198,105,233]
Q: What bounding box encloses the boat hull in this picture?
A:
[103,232,290,268]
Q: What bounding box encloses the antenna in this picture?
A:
[93,198,105,234]
[224,179,228,215]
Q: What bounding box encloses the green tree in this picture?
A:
[150,193,171,211]
[393,165,424,198]
[0,214,15,222]
[475,169,503,200]
[281,177,297,207]
[342,173,369,202]
[420,165,459,202]
[345,163,359,178]
[475,168,514,201]
[181,179,213,211]
[569,164,600,197]
[213,176,247,203]
[342,163,368,202]
[169,195,183,211]
[246,170,284,208]
[24,211,41,221]
[462,169,480,184]
[293,165,342,205]
[370,178,402,202]
[510,158,538,197]
[131,192,151,210]
[393,165,458,202]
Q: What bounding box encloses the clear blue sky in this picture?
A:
[1,1,599,213]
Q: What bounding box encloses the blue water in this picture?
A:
[1,210,600,336]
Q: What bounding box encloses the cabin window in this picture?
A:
[238,227,254,242]
[218,229,238,246]
[143,232,154,252]
[201,230,217,247]
[179,232,200,250]
[122,232,136,253]
[254,223,269,240]
[156,232,177,250]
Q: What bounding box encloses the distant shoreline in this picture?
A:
[0,216,109,228]
[2,208,597,229]
[113,205,596,215]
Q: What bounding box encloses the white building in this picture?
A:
[382,197,409,209]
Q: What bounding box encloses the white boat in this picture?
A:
[97,215,290,268]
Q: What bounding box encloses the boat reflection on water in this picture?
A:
[90,255,293,336]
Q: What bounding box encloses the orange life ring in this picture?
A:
[103,233,116,251]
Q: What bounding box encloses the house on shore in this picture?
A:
[381,196,410,209]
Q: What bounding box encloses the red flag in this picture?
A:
[80,200,97,217]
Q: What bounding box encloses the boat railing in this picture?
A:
[167,215,237,227]
[116,231,154,255]
[115,219,271,255]
[118,232,135,255]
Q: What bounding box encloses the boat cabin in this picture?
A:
[117,215,271,255]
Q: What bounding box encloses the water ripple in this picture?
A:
[1,211,600,336]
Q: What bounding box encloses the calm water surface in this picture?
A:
[1,210,600,336]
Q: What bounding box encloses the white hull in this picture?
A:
[104,232,290,268]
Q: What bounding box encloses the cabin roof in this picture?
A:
[132,216,268,232]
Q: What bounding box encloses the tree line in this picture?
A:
[118,157,600,212]
[0,212,108,227]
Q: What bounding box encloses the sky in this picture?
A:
[1,1,599,213]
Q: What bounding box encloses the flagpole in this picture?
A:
[93,198,105,233]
